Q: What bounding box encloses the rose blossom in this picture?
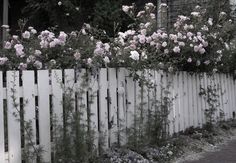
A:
[34,50,42,56]
[122,5,130,13]
[14,44,24,57]
[208,18,213,26]
[173,46,180,53]
[18,63,27,70]
[162,41,167,47]
[58,1,62,6]
[103,56,110,63]
[130,51,140,60]
[74,51,81,60]
[138,35,146,44]
[34,61,43,69]
[22,31,31,39]
[187,58,192,63]
[0,57,8,65]
[4,41,11,49]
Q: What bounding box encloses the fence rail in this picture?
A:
[0,68,236,163]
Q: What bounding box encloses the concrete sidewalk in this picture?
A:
[183,139,236,163]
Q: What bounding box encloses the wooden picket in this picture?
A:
[98,68,109,148]
[7,71,21,163]
[22,71,37,163]
[37,70,51,162]
[1,69,236,163]
[108,68,118,146]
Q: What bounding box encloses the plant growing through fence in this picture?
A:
[199,76,221,130]
[127,71,176,149]
[52,70,101,163]
[10,71,43,163]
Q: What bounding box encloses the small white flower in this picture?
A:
[208,18,213,26]
[187,58,192,63]
[213,68,218,73]
[204,60,210,65]
[141,51,147,59]
[201,25,209,31]
[12,35,19,40]
[199,48,206,54]
[40,40,49,48]
[87,58,93,65]
[34,61,43,69]
[27,55,36,63]
[164,49,169,54]
[167,151,173,156]
[130,51,140,60]
[162,41,167,47]
[74,51,81,60]
[81,29,87,35]
[150,13,155,19]
[14,44,24,56]
[189,24,194,29]
[137,11,145,17]
[219,12,227,17]
[196,60,201,66]
[34,50,42,56]
[58,31,68,42]
[178,42,185,47]
[0,57,8,65]
[58,1,62,6]
[140,29,147,35]
[217,50,222,54]
[159,3,167,8]
[18,63,28,70]
[173,46,180,53]
[103,56,110,63]
[22,31,31,39]
[75,7,79,11]
[187,32,193,38]
[225,43,230,50]
[138,35,146,44]
[191,12,200,17]
[122,5,129,13]
[50,59,56,65]
[28,26,34,30]
[194,46,199,52]
[31,29,37,34]
[104,43,110,52]
[4,41,12,49]
[70,31,77,37]
[168,66,174,73]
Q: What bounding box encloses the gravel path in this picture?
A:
[182,139,236,163]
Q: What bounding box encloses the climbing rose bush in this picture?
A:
[0,24,112,70]
[0,2,235,72]
[111,3,235,72]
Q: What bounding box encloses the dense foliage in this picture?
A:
[0,2,236,73]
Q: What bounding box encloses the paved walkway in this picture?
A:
[183,139,236,163]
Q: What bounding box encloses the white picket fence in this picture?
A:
[0,68,236,163]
